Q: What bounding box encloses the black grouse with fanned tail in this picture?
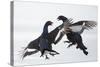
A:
[54,15,97,55]
[21,21,63,60]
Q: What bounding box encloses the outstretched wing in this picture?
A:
[69,21,97,34]
[71,21,97,29]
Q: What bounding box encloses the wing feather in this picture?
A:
[69,20,97,34]
[70,20,97,29]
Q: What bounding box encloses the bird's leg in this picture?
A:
[40,54,43,57]
[50,50,60,55]
[45,55,49,59]
[67,42,75,48]
[40,50,44,57]
[76,45,79,49]
[49,50,60,56]
[64,41,71,43]
[67,44,73,48]
[49,53,55,56]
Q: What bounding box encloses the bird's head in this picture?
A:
[45,21,53,26]
[57,15,68,22]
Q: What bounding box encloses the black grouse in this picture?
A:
[54,15,97,55]
[22,21,63,60]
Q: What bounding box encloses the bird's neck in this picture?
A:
[62,20,66,22]
[42,25,49,37]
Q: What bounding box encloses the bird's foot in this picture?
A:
[49,53,55,56]
[55,51,60,55]
[64,41,70,43]
[40,54,44,57]
[67,45,71,48]
[49,51,60,56]
[53,41,57,45]
[76,46,79,49]
[40,55,43,57]
[67,44,73,48]
[45,55,49,59]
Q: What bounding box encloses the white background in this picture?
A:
[0,0,100,67]
[14,1,97,66]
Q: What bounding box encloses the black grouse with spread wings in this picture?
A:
[54,15,97,55]
[22,22,63,60]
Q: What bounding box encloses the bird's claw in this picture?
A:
[50,54,55,56]
[56,52,60,54]
[64,41,70,43]
[67,45,71,48]
[45,56,49,59]
[76,46,79,49]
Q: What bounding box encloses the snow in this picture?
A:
[13,1,97,66]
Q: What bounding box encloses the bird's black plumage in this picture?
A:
[39,21,56,59]
[54,15,96,55]
[65,28,88,55]
[22,21,63,60]
[57,15,96,31]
